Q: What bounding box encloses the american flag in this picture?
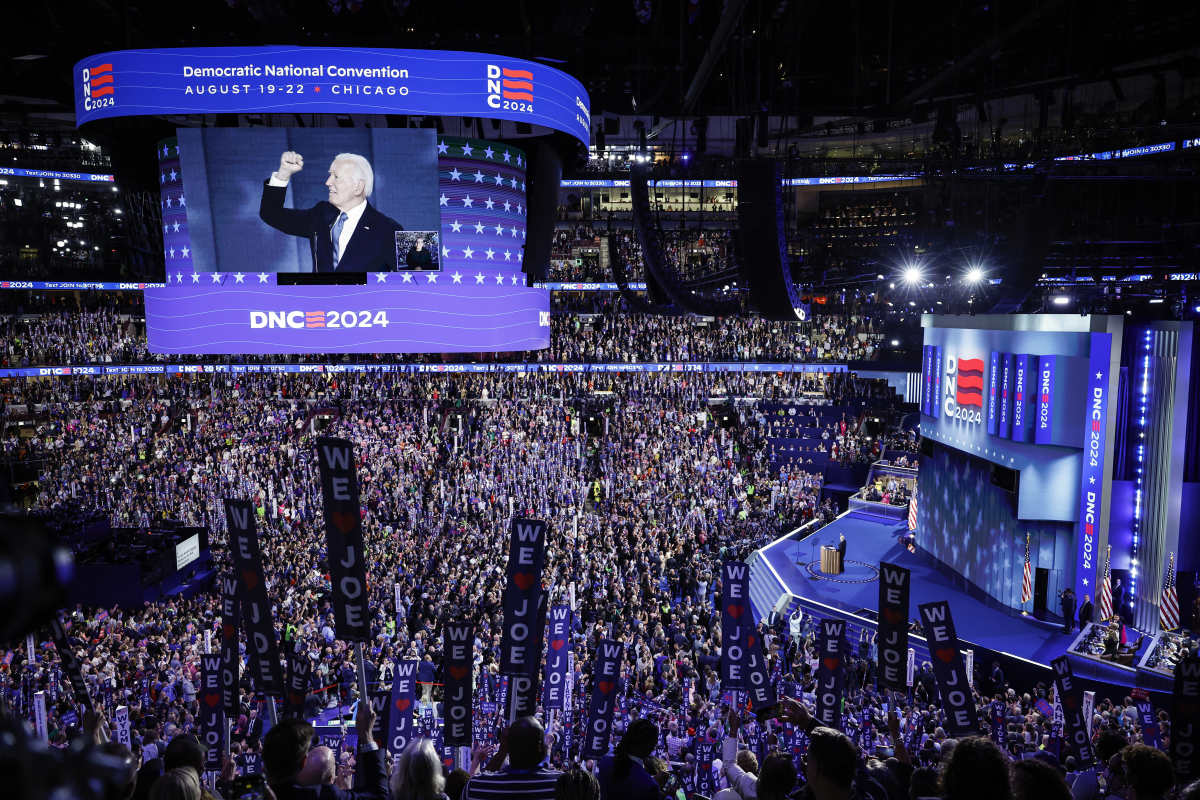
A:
[1021,532,1033,605]
[907,489,917,532]
[1097,545,1113,622]
[1160,552,1180,631]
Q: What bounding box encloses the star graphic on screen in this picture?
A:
[473,170,485,183]
[517,155,523,167]
[462,195,473,207]
[474,272,485,284]
[485,248,495,260]
[257,273,268,283]
[168,247,175,258]
[437,140,449,154]
[503,249,512,261]
[502,151,512,163]
[175,272,183,283]
[450,220,462,233]
[375,272,388,283]
[1083,577,1090,587]
[164,224,170,233]
[181,247,190,258]
[401,272,414,283]
[449,168,462,181]
[521,229,526,240]
[234,272,245,283]
[473,221,485,234]
[173,222,181,233]
[494,224,505,236]
[495,273,505,284]
[164,197,172,208]
[169,169,177,182]
[503,200,512,212]
[160,173,166,184]
[178,195,186,207]
[494,172,505,185]
[461,143,473,156]
[426,272,438,283]
[510,226,517,237]
[516,203,523,215]
[511,275,518,284]
[442,195,453,209]
[441,246,450,258]
[191,273,200,283]
[463,246,474,259]
[210,273,222,283]
[509,177,518,188]
[1089,476,1096,484]
[521,181,526,192]
[483,146,495,159]
[162,146,169,158]
[484,197,495,209]
[452,271,463,284]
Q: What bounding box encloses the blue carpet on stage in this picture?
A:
[758,510,1081,666]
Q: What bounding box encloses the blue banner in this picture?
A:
[932,347,943,419]
[720,561,753,687]
[998,354,1012,438]
[543,606,571,710]
[987,351,1000,435]
[0,167,115,183]
[922,346,933,415]
[389,660,418,755]
[582,639,623,758]
[74,48,590,146]
[1035,356,1056,445]
[1074,332,1111,602]
[1011,354,1031,443]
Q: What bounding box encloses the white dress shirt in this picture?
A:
[268,173,367,260]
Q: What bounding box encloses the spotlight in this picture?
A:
[902,266,923,285]
[890,339,900,347]
[965,266,985,284]
[1052,296,1070,306]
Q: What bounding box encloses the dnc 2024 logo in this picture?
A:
[486,65,533,112]
[81,63,116,111]
[944,355,985,424]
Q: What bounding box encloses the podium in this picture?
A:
[821,545,843,575]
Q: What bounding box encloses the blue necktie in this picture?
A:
[331,211,348,270]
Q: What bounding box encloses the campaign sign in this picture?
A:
[218,574,241,714]
[114,706,131,748]
[1049,656,1094,767]
[443,623,474,746]
[224,499,285,695]
[500,518,548,674]
[286,650,310,719]
[48,614,92,711]
[543,605,571,710]
[315,438,371,642]
[390,660,418,755]
[739,626,777,711]
[1136,699,1160,748]
[199,654,225,769]
[877,562,911,691]
[367,690,391,749]
[582,639,623,758]
[815,619,846,729]
[917,602,978,736]
[721,561,753,687]
[1172,655,1200,783]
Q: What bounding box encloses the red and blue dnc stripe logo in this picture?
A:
[486,65,533,111]
[81,63,116,111]
[954,357,985,408]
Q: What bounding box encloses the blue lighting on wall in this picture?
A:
[1129,329,1152,612]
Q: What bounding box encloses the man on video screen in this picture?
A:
[259,151,404,272]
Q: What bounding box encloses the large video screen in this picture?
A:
[147,129,549,354]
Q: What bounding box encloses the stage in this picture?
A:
[748,509,1171,694]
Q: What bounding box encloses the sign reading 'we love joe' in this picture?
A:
[315,437,371,642]
[918,601,978,736]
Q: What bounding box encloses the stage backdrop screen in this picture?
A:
[175,534,200,571]
[147,130,549,354]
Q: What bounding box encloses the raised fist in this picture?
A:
[276,151,304,180]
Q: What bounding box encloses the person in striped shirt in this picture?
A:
[463,717,561,800]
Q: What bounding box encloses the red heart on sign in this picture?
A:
[331,511,358,534]
[443,758,454,768]
[241,570,259,591]
[448,665,470,680]
[822,657,840,671]
[882,608,904,625]
[512,572,535,591]
[395,698,412,712]
[747,635,756,648]
[597,680,615,695]
[1063,695,1078,711]
[204,692,220,708]
[222,624,235,639]
[934,647,957,664]
[727,604,744,619]
[551,640,565,651]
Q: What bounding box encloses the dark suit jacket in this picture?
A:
[837,538,847,560]
[259,181,404,273]
[271,746,388,800]
[597,755,660,800]
[1078,601,1094,626]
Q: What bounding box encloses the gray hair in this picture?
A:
[332,152,374,198]
[390,738,446,800]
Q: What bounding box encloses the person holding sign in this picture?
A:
[262,699,386,800]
